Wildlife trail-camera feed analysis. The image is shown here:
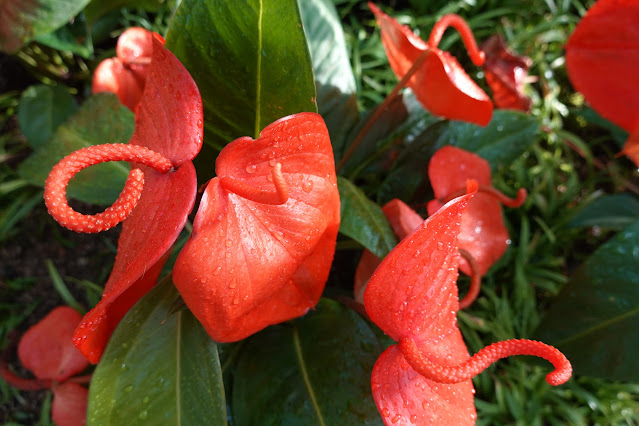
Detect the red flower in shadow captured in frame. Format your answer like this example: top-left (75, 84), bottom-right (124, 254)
top-left (1, 307), bottom-right (90, 426)
top-left (92, 27), bottom-right (165, 111)
top-left (565, 0), bottom-right (639, 166)
top-left (44, 37), bottom-right (203, 363)
top-left (173, 113), bottom-right (341, 342)
top-left (363, 182), bottom-right (571, 425)
top-left (481, 34), bottom-right (533, 112)
top-left (369, 3), bottom-right (493, 126)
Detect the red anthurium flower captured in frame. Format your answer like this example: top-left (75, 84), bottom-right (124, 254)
top-left (92, 27), bottom-right (165, 111)
top-left (173, 112), bottom-right (340, 343)
top-left (44, 36), bottom-right (203, 363)
top-left (369, 3), bottom-right (493, 126)
top-left (1, 307), bottom-right (89, 426)
top-left (427, 146), bottom-right (526, 277)
top-left (363, 182), bottom-right (571, 425)
top-left (481, 34), bottom-right (533, 112)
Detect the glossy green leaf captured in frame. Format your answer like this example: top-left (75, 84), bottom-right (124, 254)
top-left (18, 93), bottom-right (133, 205)
top-left (0, 0), bottom-right (91, 52)
top-left (569, 193), bottom-right (639, 230)
top-left (431, 110), bottom-right (540, 170)
top-left (88, 276), bottom-right (227, 425)
top-left (17, 84), bottom-right (78, 150)
top-left (165, 0), bottom-right (317, 149)
top-left (534, 219), bottom-right (639, 381)
top-left (232, 299), bottom-right (383, 426)
top-left (338, 176), bottom-right (397, 258)
top-left (299, 0), bottom-right (358, 157)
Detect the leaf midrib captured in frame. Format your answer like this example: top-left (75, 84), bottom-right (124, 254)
top-left (552, 305), bottom-right (639, 347)
top-left (293, 327), bottom-right (326, 426)
top-left (254, 0), bottom-right (263, 138)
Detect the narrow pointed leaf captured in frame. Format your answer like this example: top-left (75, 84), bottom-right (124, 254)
top-left (569, 193), bottom-right (639, 230)
top-left (534, 219), bottom-right (639, 381)
top-left (232, 299), bottom-right (383, 425)
top-left (88, 277), bottom-right (227, 425)
top-left (166, 0), bottom-right (317, 147)
top-left (338, 176), bottom-right (397, 259)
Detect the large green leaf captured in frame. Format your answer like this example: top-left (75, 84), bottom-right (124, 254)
top-left (88, 277), bottom-right (227, 425)
top-left (298, 0), bottom-right (358, 157)
top-left (569, 193), bottom-right (639, 230)
top-left (17, 84), bottom-right (78, 150)
top-left (338, 176), bottom-right (397, 258)
top-left (0, 0), bottom-right (91, 52)
top-left (232, 299), bottom-right (383, 425)
top-left (18, 93), bottom-right (133, 205)
top-left (165, 0), bottom-right (317, 149)
top-left (534, 219), bottom-right (639, 381)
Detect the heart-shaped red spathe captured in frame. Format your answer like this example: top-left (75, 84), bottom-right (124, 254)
top-left (481, 35), bottom-right (532, 112)
top-left (173, 112), bottom-right (340, 343)
top-left (566, 0), bottom-right (639, 133)
top-left (364, 185), bottom-right (477, 424)
top-left (369, 3), bottom-right (493, 126)
top-left (354, 199), bottom-right (424, 303)
top-left (73, 36), bottom-right (202, 363)
top-left (427, 146), bottom-right (508, 276)
top-left (51, 382), bottom-right (89, 426)
top-left (16, 307), bottom-right (88, 382)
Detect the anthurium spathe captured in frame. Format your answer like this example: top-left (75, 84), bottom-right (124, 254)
top-left (369, 3), bottom-right (493, 126)
top-left (481, 34), bottom-right (533, 112)
top-left (92, 27), bottom-right (163, 111)
top-left (1, 307), bottom-right (89, 426)
top-left (364, 183), bottom-right (571, 425)
top-left (427, 146), bottom-right (526, 277)
top-left (44, 36), bottom-right (203, 363)
top-left (173, 112), bottom-right (340, 343)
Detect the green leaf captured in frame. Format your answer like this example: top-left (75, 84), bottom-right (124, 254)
top-left (35, 13), bottom-right (93, 59)
top-left (534, 219), bottom-right (639, 381)
top-left (338, 176), bottom-right (397, 258)
top-left (165, 0), bottom-right (317, 149)
top-left (232, 299), bottom-right (383, 426)
top-left (431, 110), bottom-right (540, 170)
top-left (569, 194), bottom-right (639, 230)
top-left (18, 93), bottom-right (133, 205)
top-left (88, 276), bottom-right (227, 425)
top-left (17, 84), bottom-right (78, 150)
top-left (0, 0), bottom-right (91, 52)
top-left (298, 0), bottom-right (358, 157)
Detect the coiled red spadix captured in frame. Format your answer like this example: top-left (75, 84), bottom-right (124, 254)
top-left (44, 36), bottom-right (203, 363)
top-left (363, 182), bottom-right (570, 425)
top-left (369, 3), bottom-right (493, 126)
top-left (173, 112), bottom-right (340, 343)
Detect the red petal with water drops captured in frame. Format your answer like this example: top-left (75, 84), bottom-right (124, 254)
top-left (74, 37), bottom-right (202, 363)
top-left (369, 3), bottom-right (492, 126)
top-left (371, 329), bottom-right (476, 426)
top-left (481, 34), bottom-right (532, 112)
top-left (17, 307), bottom-right (88, 382)
top-left (354, 199), bottom-right (424, 303)
top-left (173, 112), bottom-right (340, 342)
top-left (51, 382), bottom-right (88, 426)
top-left (428, 146), bottom-right (508, 276)
top-left (566, 0), bottom-right (639, 132)
top-left (364, 183), bottom-right (474, 343)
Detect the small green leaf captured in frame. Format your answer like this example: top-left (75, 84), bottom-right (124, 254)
top-left (17, 84), bottom-right (78, 149)
top-left (338, 176), bottom-right (397, 258)
top-left (18, 93), bottom-right (134, 205)
top-left (0, 0), bottom-right (91, 52)
top-left (299, 0), bottom-right (359, 157)
top-left (534, 219), bottom-right (639, 381)
top-left (569, 193), bottom-right (639, 230)
top-left (166, 0), bottom-right (317, 149)
top-left (88, 276), bottom-right (227, 425)
top-left (35, 13), bottom-right (93, 59)
top-left (232, 299), bottom-right (383, 426)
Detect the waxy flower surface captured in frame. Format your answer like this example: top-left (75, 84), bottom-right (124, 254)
top-left (369, 3), bottom-right (493, 126)
top-left (363, 183), bottom-right (571, 425)
top-left (44, 37), bottom-right (203, 363)
top-left (173, 112), bottom-right (340, 343)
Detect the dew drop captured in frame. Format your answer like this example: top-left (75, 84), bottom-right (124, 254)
top-left (143, 397), bottom-right (150, 404)
top-left (225, 240), bottom-right (233, 247)
top-left (233, 296), bottom-right (240, 305)
top-left (138, 410), bottom-right (148, 420)
top-left (124, 385), bottom-right (134, 393)
top-left (381, 408), bottom-right (390, 417)
top-left (245, 163), bottom-right (257, 174)
top-left (302, 180), bottom-right (313, 193)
